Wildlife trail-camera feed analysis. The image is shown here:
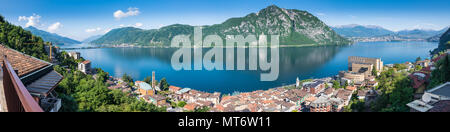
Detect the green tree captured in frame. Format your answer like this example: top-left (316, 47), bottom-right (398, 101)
top-left (332, 80), bottom-right (341, 89)
top-left (178, 101), bottom-right (187, 107)
top-left (370, 67), bottom-right (414, 112)
top-left (416, 56), bottom-right (422, 62)
top-left (193, 106), bottom-right (210, 112)
top-left (372, 65), bottom-right (378, 76)
top-left (394, 64), bottom-right (407, 70)
top-left (1, 14), bottom-right (167, 112)
top-left (344, 81), bottom-right (349, 88)
top-left (415, 65), bottom-right (423, 71)
top-left (144, 76), bottom-right (152, 84)
top-left (122, 73), bottom-right (134, 86)
top-left (159, 77), bottom-right (170, 91)
top-left (428, 54), bottom-right (450, 89)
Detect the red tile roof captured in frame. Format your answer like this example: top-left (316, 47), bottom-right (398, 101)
top-left (81, 60), bottom-right (91, 64)
top-left (169, 85), bottom-right (181, 92)
top-left (1, 44), bottom-right (63, 97)
top-left (408, 71), bottom-right (430, 89)
top-left (0, 45), bottom-right (49, 77)
top-left (221, 96), bottom-right (235, 102)
top-left (184, 103), bottom-right (198, 111)
top-left (214, 104), bottom-right (225, 112)
top-left (324, 88), bottom-right (335, 95)
top-left (432, 54), bottom-right (447, 62)
top-left (346, 86), bottom-right (357, 91)
top-left (248, 103), bottom-right (258, 112)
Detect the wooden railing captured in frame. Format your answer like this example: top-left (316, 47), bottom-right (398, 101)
top-left (2, 56), bottom-right (43, 112)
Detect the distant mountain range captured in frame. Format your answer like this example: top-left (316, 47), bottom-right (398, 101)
top-left (91, 5), bottom-right (350, 46)
top-left (397, 28), bottom-right (447, 39)
top-left (24, 26), bottom-right (81, 45)
top-left (332, 24), bottom-right (449, 42)
top-left (82, 35), bottom-right (102, 43)
top-left (332, 24), bottom-right (394, 37)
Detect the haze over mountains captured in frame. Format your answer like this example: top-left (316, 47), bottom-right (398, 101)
top-left (91, 5), bottom-right (350, 46)
top-left (332, 24), bottom-right (394, 37)
top-left (332, 24), bottom-right (449, 42)
top-left (82, 35), bottom-right (102, 43)
top-left (24, 26), bottom-right (81, 45)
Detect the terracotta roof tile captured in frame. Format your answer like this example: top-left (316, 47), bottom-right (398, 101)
top-left (184, 103), bottom-right (198, 111)
top-left (169, 85), bottom-right (181, 92)
top-left (0, 45), bottom-right (49, 77)
top-left (81, 60), bottom-right (90, 64)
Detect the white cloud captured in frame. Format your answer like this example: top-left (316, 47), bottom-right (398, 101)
top-left (134, 22), bottom-right (143, 27)
top-left (47, 22), bottom-right (62, 33)
top-left (113, 7), bottom-right (140, 20)
top-left (85, 27), bottom-right (102, 33)
top-left (104, 28), bottom-right (112, 33)
top-left (18, 14), bottom-right (42, 27)
top-left (118, 23), bottom-right (143, 28)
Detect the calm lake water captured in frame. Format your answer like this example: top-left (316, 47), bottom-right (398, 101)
top-left (61, 41), bottom-right (437, 94)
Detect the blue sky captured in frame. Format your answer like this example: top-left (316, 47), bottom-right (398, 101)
top-left (1, 0), bottom-right (449, 41)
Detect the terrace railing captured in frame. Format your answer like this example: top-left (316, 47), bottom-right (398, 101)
top-left (2, 56), bottom-right (43, 112)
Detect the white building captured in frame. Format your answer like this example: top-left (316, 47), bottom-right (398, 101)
top-left (68, 51), bottom-right (80, 60)
top-left (78, 60), bottom-right (91, 74)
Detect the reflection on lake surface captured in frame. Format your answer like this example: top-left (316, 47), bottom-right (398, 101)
top-left (62, 41), bottom-right (437, 94)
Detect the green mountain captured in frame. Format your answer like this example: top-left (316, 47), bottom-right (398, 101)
top-left (0, 15), bottom-right (48, 60)
top-left (24, 26), bottom-right (81, 45)
top-left (332, 24), bottom-right (394, 37)
top-left (435, 28), bottom-right (450, 52)
top-left (431, 28), bottom-right (450, 54)
top-left (92, 5), bottom-right (350, 46)
top-left (426, 27), bottom-right (450, 42)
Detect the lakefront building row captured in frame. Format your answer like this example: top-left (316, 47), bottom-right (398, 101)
top-left (117, 56), bottom-right (389, 112)
top-left (130, 54), bottom-right (448, 112)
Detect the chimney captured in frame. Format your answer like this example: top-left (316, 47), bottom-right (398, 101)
top-left (152, 71), bottom-right (155, 88)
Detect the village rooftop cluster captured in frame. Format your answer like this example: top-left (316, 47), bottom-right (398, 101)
top-left (65, 49), bottom-right (450, 112)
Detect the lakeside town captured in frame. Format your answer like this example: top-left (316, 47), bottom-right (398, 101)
top-left (63, 48), bottom-right (450, 112)
top-left (1, 27), bottom-right (448, 112)
top-left (1, 1), bottom-right (449, 113)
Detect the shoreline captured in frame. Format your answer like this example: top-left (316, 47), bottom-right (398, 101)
top-left (61, 40), bottom-right (438, 50)
top-left (61, 43), bottom-right (351, 49)
top-left (63, 40), bottom-right (435, 95)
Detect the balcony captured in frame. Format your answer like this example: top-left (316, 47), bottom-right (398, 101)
top-left (1, 56), bottom-right (43, 112)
